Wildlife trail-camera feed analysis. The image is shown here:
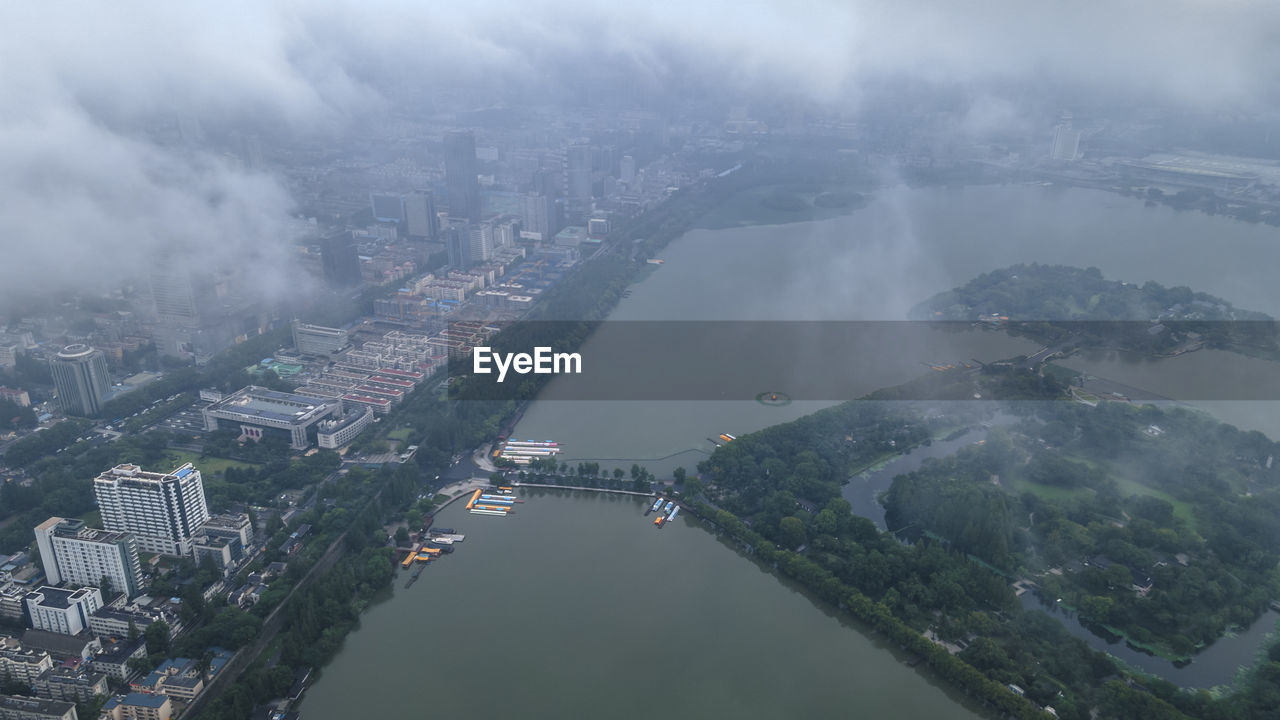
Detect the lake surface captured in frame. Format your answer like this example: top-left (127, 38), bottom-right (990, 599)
top-left (516, 183), bottom-right (1280, 472)
top-left (308, 184), bottom-right (1280, 716)
top-left (301, 492), bottom-right (985, 720)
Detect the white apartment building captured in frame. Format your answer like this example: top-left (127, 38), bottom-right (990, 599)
top-left (93, 463), bottom-right (210, 557)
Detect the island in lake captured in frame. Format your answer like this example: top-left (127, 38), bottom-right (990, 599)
top-left (910, 263), bottom-right (1278, 358)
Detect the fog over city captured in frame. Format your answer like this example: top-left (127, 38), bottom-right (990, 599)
top-left (2, 0), bottom-right (1278, 309)
top-left (9, 4), bottom-right (1280, 720)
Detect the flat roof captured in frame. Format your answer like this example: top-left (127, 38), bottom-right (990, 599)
top-left (207, 386), bottom-right (337, 424)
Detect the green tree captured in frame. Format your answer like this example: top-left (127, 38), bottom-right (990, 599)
top-left (779, 516), bottom-right (807, 549)
top-left (144, 620), bottom-right (170, 655)
top-left (394, 527), bottom-right (410, 545)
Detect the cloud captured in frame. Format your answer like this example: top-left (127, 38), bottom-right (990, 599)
top-left (1, 0), bottom-right (1277, 310)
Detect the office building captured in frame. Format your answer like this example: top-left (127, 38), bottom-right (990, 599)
top-left (405, 191), bottom-right (439, 240)
top-left (24, 587), bottom-right (103, 636)
top-left (291, 321), bottom-right (349, 358)
top-left (620, 155), bottom-right (636, 185)
top-left (93, 464), bottom-right (210, 557)
top-left (444, 130), bottom-right (482, 222)
top-left (320, 232), bottom-right (362, 287)
top-left (316, 407), bottom-right (374, 449)
top-left (369, 193), bottom-right (406, 223)
top-left (202, 386), bottom-right (342, 450)
top-left (0, 695), bottom-right (77, 720)
top-left (48, 345), bottom-right (110, 417)
top-left (445, 225), bottom-right (470, 270)
top-left (566, 143), bottom-right (593, 205)
top-left (33, 518), bottom-right (143, 599)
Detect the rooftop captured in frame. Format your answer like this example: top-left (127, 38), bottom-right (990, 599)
top-left (206, 386), bottom-right (339, 424)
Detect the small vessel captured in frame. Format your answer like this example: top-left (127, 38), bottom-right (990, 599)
top-left (654, 514), bottom-right (665, 527)
top-left (470, 508), bottom-right (509, 516)
top-left (429, 528), bottom-right (456, 535)
top-left (662, 501), bottom-right (674, 514)
top-left (667, 506), bottom-right (680, 523)
top-left (650, 497), bottom-right (664, 512)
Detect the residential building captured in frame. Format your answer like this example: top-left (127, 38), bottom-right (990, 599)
top-left (24, 587), bottom-right (103, 636)
top-left (48, 345), bottom-right (110, 417)
top-left (17, 630), bottom-right (97, 664)
top-left (190, 514), bottom-right (253, 572)
top-left (87, 639), bottom-right (146, 683)
top-left (0, 387), bottom-right (30, 407)
top-left (86, 602), bottom-right (180, 641)
top-left (0, 695), bottom-right (77, 720)
top-left (0, 583), bottom-right (26, 622)
top-left (468, 223), bottom-right (494, 264)
top-left (0, 342), bottom-right (19, 370)
top-left (93, 464), bottom-right (210, 557)
top-left (0, 636), bottom-right (54, 686)
top-left (100, 693), bottom-right (170, 720)
top-left (32, 666), bottom-right (108, 703)
top-left (33, 518), bottom-right (143, 599)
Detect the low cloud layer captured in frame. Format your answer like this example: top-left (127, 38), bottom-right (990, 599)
top-left (1, 1), bottom-right (1276, 309)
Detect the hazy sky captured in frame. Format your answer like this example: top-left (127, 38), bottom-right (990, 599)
top-left (1, 1), bottom-right (1277, 308)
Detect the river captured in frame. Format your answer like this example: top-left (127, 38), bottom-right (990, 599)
top-left (300, 491), bottom-right (985, 720)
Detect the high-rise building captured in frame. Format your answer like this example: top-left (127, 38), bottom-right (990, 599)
top-left (444, 130), bottom-right (481, 222)
top-left (48, 345), bottom-right (110, 416)
top-left (93, 463), bottom-right (210, 557)
top-left (566, 143), bottom-right (593, 206)
top-left (24, 587), bottom-right (103, 636)
top-left (291, 321), bottom-right (349, 358)
top-left (320, 232), bottom-right (362, 287)
top-left (1050, 114), bottom-right (1081, 162)
top-left (494, 219), bottom-right (519, 249)
top-left (369, 193), bottom-right (406, 223)
top-left (445, 225), bottom-right (470, 270)
top-left (404, 191), bottom-right (439, 240)
top-left (620, 155), bottom-right (636, 186)
top-left (468, 223), bottom-right (494, 264)
top-left (521, 193), bottom-right (553, 241)
top-left (33, 518), bottom-right (143, 599)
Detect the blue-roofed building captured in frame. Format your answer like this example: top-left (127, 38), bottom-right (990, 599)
top-left (102, 691), bottom-right (172, 720)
